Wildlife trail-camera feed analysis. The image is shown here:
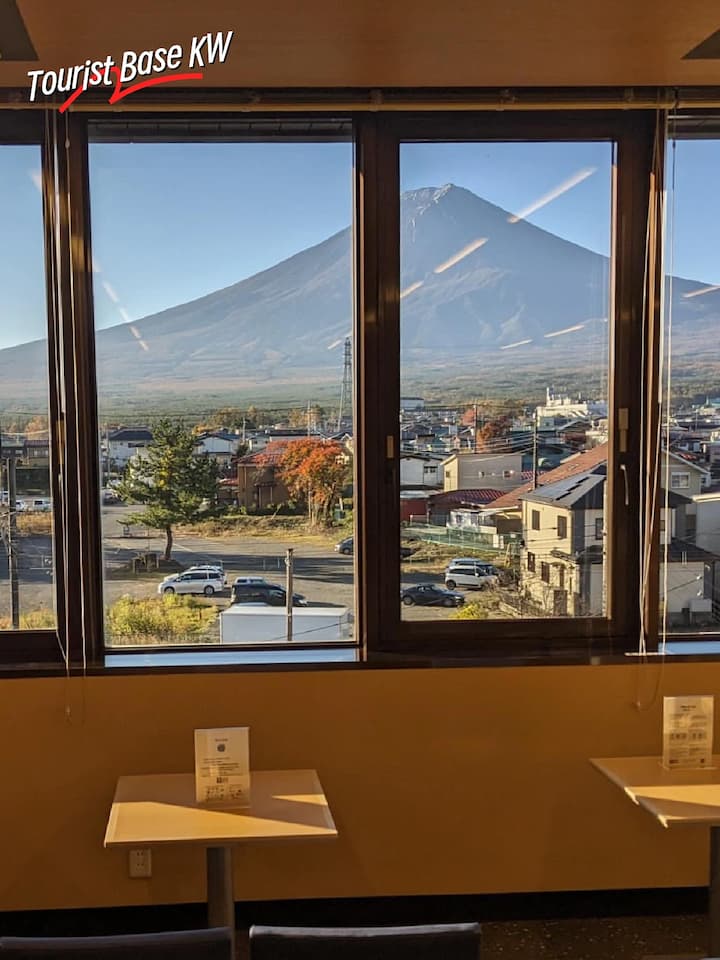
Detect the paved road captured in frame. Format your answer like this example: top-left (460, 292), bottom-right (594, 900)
top-left (0, 503), bottom-right (459, 625)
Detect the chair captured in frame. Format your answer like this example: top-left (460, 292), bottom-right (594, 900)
top-left (0, 926), bottom-right (233, 960)
top-left (249, 922), bottom-right (481, 959)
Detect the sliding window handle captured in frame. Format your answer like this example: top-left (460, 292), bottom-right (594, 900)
top-left (619, 462), bottom-right (630, 507)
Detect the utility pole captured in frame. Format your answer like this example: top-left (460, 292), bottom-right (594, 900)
top-left (532, 408), bottom-right (539, 490)
top-left (285, 547), bottom-right (294, 643)
top-left (7, 454), bottom-right (19, 629)
top-left (474, 402), bottom-right (479, 453)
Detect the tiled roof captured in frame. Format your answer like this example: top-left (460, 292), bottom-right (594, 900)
top-left (237, 438), bottom-right (304, 466)
top-left (488, 443), bottom-right (608, 510)
top-left (429, 488), bottom-right (505, 506)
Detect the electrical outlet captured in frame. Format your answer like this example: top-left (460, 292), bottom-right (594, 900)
top-left (128, 848), bottom-right (152, 878)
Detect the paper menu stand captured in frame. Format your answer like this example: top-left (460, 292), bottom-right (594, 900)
top-left (662, 696), bottom-right (714, 770)
top-left (194, 727), bottom-right (251, 807)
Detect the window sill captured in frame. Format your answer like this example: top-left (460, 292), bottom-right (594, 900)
top-left (2, 638), bottom-right (720, 677)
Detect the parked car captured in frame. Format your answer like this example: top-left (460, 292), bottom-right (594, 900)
top-left (444, 559), bottom-right (499, 590)
top-left (334, 536), bottom-right (354, 555)
top-left (15, 497), bottom-right (52, 512)
top-left (184, 563), bottom-right (227, 585)
top-left (158, 570), bottom-right (225, 596)
top-left (400, 583), bottom-right (464, 607)
top-left (231, 578), bottom-right (307, 607)
top-left (335, 535), bottom-right (415, 560)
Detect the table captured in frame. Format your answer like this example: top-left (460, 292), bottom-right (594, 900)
top-left (105, 768), bottom-right (337, 951)
top-left (592, 755), bottom-right (720, 954)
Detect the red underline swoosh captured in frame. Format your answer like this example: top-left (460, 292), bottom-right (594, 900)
top-left (58, 69), bottom-right (204, 113)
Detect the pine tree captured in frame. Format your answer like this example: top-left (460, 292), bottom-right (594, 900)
top-left (116, 419), bottom-right (218, 561)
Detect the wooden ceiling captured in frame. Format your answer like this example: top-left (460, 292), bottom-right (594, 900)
top-left (1, 0), bottom-right (719, 90)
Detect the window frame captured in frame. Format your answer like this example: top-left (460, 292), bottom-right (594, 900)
top-left (0, 112), bottom-right (67, 664)
top-left (371, 111), bottom-right (653, 656)
top-left (0, 106), bottom-right (665, 668)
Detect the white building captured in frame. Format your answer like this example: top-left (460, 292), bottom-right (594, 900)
top-left (400, 453), bottom-right (443, 488)
top-left (442, 451), bottom-right (524, 493)
top-left (194, 430), bottom-right (243, 467)
top-left (107, 428), bottom-right (153, 468)
top-left (535, 388), bottom-right (607, 430)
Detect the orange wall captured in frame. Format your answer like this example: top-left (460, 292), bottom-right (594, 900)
top-left (0, 661), bottom-right (715, 911)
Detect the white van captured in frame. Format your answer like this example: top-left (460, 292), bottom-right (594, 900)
top-left (444, 558), bottom-right (499, 590)
top-left (157, 570), bottom-right (224, 597)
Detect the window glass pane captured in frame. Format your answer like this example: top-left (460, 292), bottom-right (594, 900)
top-left (659, 132), bottom-right (720, 640)
top-left (0, 145), bottom-right (56, 630)
top-left (399, 141), bottom-right (613, 622)
top-left (89, 138), bottom-right (354, 647)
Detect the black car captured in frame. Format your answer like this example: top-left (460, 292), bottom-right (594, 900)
top-left (400, 584), bottom-right (464, 607)
top-left (335, 535), bottom-right (415, 560)
top-left (231, 580), bottom-right (307, 607)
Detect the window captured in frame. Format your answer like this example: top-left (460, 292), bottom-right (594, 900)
top-left (0, 105), bottom-right (680, 666)
top-left (0, 136), bottom-right (57, 635)
top-left (657, 119), bottom-right (720, 642)
top-left (88, 121), bottom-right (354, 650)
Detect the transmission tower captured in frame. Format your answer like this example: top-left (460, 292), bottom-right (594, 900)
top-left (337, 337), bottom-right (352, 432)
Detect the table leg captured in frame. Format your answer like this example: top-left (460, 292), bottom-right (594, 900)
top-left (207, 846), bottom-right (235, 953)
top-left (710, 826), bottom-right (720, 955)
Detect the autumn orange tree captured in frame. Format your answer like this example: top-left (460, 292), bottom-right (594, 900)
top-left (276, 438), bottom-right (350, 526)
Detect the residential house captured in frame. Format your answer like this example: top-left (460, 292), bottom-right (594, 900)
top-left (400, 453), bottom-right (444, 488)
top-left (488, 443), bottom-right (609, 513)
top-left (441, 451), bottom-right (524, 493)
top-left (519, 471), bottom-right (606, 617)
top-left (658, 512), bottom-right (719, 627)
top-left (661, 450), bottom-right (709, 496)
top-left (0, 434), bottom-right (50, 468)
top-left (235, 440), bottom-right (297, 510)
top-left (428, 488), bottom-right (505, 526)
top-left (106, 428), bottom-right (153, 468)
top-left (194, 430), bottom-right (243, 469)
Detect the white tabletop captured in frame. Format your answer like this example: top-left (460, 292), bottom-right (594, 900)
top-left (105, 768), bottom-right (337, 847)
top-left (591, 756), bottom-right (720, 828)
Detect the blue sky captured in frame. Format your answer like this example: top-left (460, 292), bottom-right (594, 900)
top-left (1, 137), bottom-right (719, 351)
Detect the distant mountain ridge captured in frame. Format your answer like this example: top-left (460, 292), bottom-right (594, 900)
top-left (1, 184), bottom-right (718, 399)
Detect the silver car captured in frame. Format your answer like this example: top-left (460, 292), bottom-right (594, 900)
top-left (444, 559), bottom-right (499, 590)
top-left (158, 570), bottom-right (225, 596)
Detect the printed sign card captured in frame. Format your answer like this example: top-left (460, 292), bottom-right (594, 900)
top-left (194, 726), bottom-right (250, 807)
top-left (662, 696), bottom-right (714, 770)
